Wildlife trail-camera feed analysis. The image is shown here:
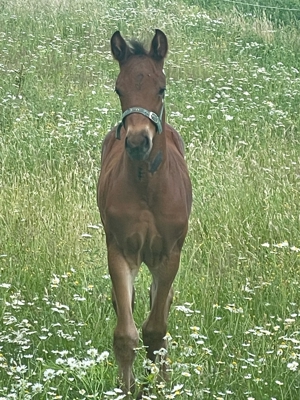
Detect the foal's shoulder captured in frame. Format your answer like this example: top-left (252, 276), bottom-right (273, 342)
top-left (165, 123), bottom-right (185, 157)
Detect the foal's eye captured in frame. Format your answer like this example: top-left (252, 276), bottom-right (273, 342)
top-left (159, 88), bottom-right (166, 97)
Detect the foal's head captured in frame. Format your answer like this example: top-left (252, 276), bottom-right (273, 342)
top-left (111, 30), bottom-right (168, 161)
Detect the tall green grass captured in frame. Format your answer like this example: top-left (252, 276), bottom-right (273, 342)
top-left (0, 0), bottom-right (300, 398)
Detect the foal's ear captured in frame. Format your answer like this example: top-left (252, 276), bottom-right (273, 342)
top-left (111, 31), bottom-right (128, 64)
top-left (149, 29), bottom-right (168, 62)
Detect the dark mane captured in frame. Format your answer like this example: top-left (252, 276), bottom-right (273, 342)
top-left (128, 39), bottom-right (148, 56)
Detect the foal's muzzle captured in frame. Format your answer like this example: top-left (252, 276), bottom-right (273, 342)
top-left (125, 132), bottom-right (151, 161)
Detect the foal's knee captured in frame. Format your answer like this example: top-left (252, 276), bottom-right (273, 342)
top-left (114, 328), bottom-right (139, 354)
top-left (142, 323), bottom-right (167, 358)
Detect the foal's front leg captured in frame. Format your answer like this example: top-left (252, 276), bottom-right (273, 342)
top-left (108, 244), bottom-right (139, 395)
top-left (142, 251), bottom-right (180, 377)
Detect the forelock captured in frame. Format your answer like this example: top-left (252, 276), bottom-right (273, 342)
top-left (128, 40), bottom-right (148, 56)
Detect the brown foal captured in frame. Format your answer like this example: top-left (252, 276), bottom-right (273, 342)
top-left (97, 29), bottom-right (192, 397)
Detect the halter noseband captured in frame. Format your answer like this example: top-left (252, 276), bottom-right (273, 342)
top-left (115, 102), bottom-right (164, 140)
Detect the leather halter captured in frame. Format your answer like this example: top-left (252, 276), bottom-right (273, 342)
top-left (115, 102), bottom-right (164, 140)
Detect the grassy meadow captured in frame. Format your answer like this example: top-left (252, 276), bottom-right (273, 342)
top-left (1, 0), bottom-right (300, 398)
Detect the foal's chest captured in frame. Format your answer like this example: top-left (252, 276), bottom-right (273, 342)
top-left (106, 202), bottom-right (178, 266)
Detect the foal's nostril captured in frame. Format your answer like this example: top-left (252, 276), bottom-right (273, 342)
top-left (125, 133), bottom-right (150, 150)
top-left (143, 135), bottom-right (149, 149)
top-left (125, 132), bottom-right (152, 160)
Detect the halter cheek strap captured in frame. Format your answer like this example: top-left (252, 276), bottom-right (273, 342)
top-left (115, 102), bottom-right (164, 140)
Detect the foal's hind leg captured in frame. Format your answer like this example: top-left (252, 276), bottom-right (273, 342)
top-left (108, 245), bottom-right (139, 395)
top-left (142, 251), bottom-right (180, 377)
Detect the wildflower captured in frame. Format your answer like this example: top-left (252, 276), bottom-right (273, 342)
top-left (73, 294), bottom-right (86, 301)
top-left (32, 383), bottom-right (43, 393)
top-left (203, 347), bottom-right (213, 355)
top-left (150, 364), bottom-right (159, 374)
top-left (67, 357), bottom-right (79, 369)
top-left (194, 365), bottom-right (202, 375)
top-left (190, 333), bottom-right (199, 339)
top-left (51, 303), bottom-right (69, 313)
top-left (224, 304), bottom-right (243, 313)
top-left (0, 283), bottom-right (11, 288)
top-left (43, 368), bottom-right (56, 381)
top-left (290, 246), bottom-right (300, 252)
top-left (153, 348), bottom-right (167, 357)
top-left (16, 365), bottom-right (27, 374)
top-left (163, 332), bottom-right (172, 341)
top-left (181, 346), bottom-right (195, 357)
top-left (82, 359), bottom-right (96, 368)
top-left (172, 384), bottom-right (184, 392)
top-left (56, 369), bottom-right (64, 376)
top-left (275, 380), bottom-right (283, 385)
top-left (97, 351), bottom-right (109, 362)
top-left (87, 224), bottom-right (100, 230)
top-left (157, 382), bottom-right (166, 389)
top-left (87, 348), bottom-right (98, 357)
top-left (274, 241), bottom-right (288, 248)
top-left (190, 326), bottom-right (200, 332)
top-left (287, 361), bottom-right (299, 371)
top-left (284, 318), bottom-right (295, 325)
top-left (81, 233), bottom-right (92, 238)
top-left (175, 304), bottom-right (194, 315)
top-left (51, 275), bottom-right (60, 287)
